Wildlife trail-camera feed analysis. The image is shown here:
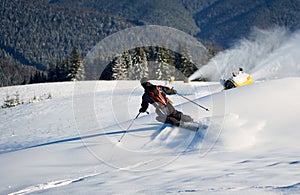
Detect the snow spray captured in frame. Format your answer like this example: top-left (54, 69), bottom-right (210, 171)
top-left (189, 27), bottom-right (300, 81)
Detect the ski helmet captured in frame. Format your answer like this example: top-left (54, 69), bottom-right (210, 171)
top-left (140, 77), bottom-right (149, 84)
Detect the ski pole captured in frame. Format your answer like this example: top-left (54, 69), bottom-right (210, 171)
top-left (118, 112), bottom-right (141, 143)
top-left (176, 93), bottom-right (209, 111)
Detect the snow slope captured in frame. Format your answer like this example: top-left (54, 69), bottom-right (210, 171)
top-left (1, 77), bottom-right (300, 194)
top-left (1, 27), bottom-right (300, 194)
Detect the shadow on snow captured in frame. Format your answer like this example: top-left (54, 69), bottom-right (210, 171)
top-left (1, 124), bottom-right (162, 154)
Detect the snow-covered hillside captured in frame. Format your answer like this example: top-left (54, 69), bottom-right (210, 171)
top-left (1, 77), bottom-right (300, 194)
top-left (1, 28), bottom-right (300, 194)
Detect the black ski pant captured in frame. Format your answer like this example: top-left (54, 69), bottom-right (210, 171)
top-left (156, 110), bottom-right (193, 126)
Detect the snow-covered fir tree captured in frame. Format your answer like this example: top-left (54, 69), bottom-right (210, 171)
top-left (75, 58), bottom-right (85, 81)
top-left (47, 47), bottom-right (85, 82)
top-left (134, 47), bottom-right (149, 79)
top-left (68, 47), bottom-right (80, 80)
top-left (123, 49), bottom-right (134, 79)
top-left (178, 43), bottom-right (195, 78)
top-left (112, 55), bottom-right (127, 80)
top-left (155, 46), bottom-right (173, 80)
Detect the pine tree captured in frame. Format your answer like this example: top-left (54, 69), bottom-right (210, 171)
top-left (55, 59), bottom-right (61, 81)
top-left (149, 45), bottom-right (157, 62)
top-left (155, 46), bottom-right (173, 80)
top-left (75, 58), bottom-right (85, 81)
top-left (162, 46), bottom-right (175, 79)
top-left (48, 61), bottom-right (57, 82)
top-left (21, 76), bottom-right (27, 85)
top-left (29, 70), bottom-right (46, 84)
top-left (46, 48), bottom-right (84, 82)
top-left (60, 58), bottom-right (69, 81)
top-left (112, 55), bottom-right (127, 80)
top-left (123, 49), bottom-right (133, 79)
top-left (68, 47), bottom-right (80, 80)
top-left (134, 47), bottom-right (149, 80)
top-left (155, 47), bottom-right (163, 80)
top-left (179, 43), bottom-right (195, 78)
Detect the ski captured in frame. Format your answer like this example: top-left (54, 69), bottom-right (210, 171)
top-left (179, 121), bottom-right (201, 131)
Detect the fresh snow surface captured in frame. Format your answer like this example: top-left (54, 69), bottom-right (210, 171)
top-left (1, 29), bottom-right (300, 194)
top-left (1, 78), bottom-right (300, 195)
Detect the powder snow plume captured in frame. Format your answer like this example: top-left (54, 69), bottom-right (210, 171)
top-left (189, 27), bottom-right (300, 81)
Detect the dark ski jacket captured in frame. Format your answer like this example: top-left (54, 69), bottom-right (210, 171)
top-left (140, 82), bottom-right (177, 116)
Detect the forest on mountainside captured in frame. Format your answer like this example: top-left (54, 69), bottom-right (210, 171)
top-left (0, 0), bottom-right (134, 86)
top-left (1, 0), bottom-right (299, 86)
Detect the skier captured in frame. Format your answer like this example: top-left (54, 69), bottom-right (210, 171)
top-left (138, 77), bottom-right (193, 126)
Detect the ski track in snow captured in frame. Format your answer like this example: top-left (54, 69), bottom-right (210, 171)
top-left (0, 124), bottom-right (160, 155)
top-left (9, 172), bottom-right (105, 195)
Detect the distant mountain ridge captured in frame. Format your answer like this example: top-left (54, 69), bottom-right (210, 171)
top-left (53, 0), bottom-right (300, 46)
top-left (1, 0), bottom-right (299, 86)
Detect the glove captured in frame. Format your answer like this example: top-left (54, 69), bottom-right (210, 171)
top-left (139, 108), bottom-right (146, 113)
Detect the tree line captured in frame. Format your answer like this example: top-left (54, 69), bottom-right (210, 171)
top-left (0, 0), bottom-right (134, 87)
top-left (24, 47), bottom-right (85, 84)
top-left (47, 47), bottom-right (85, 82)
top-left (100, 45), bottom-right (200, 81)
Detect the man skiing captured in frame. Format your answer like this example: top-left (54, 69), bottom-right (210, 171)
top-left (139, 77), bottom-right (193, 126)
